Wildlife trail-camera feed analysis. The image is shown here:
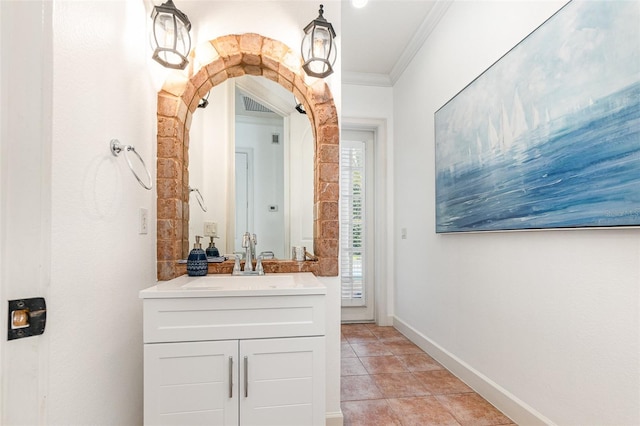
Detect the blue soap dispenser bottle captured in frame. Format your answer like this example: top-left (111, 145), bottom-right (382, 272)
top-left (206, 236), bottom-right (220, 257)
top-left (187, 235), bottom-right (208, 276)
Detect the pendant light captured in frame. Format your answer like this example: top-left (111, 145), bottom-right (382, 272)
top-left (150, 0), bottom-right (192, 70)
top-left (301, 4), bottom-right (337, 78)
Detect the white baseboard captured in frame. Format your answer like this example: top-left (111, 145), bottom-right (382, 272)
top-left (377, 315), bottom-right (394, 326)
top-left (393, 317), bottom-right (555, 426)
top-left (325, 411), bottom-right (344, 426)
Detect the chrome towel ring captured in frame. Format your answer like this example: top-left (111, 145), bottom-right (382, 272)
top-left (110, 139), bottom-right (153, 190)
top-left (189, 186), bottom-right (207, 212)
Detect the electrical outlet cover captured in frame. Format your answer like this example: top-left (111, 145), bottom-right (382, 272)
top-left (139, 208), bottom-right (148, 234)
top-left (204, 221), bottom-right (217, 237)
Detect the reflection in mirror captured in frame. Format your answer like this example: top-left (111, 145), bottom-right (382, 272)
top-left (234, 84), bottom-right (285, 257)
top-left (188, 75), bottom-right (314, 260)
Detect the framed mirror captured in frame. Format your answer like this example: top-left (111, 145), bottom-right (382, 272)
top-left (156, 34), bottom-right (339, 280)
top-left (188, 75), bottom-right (314, 260)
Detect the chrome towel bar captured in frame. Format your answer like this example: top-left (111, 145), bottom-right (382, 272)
top-left (189, 186), bottom-right (207, 212)
top-left (110, 139), bottom-right (152, 190)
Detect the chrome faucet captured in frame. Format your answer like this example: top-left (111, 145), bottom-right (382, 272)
top-left (233, 232), bottom-right (264, 275)
top-left (243, 232), bottom-right (255, 272)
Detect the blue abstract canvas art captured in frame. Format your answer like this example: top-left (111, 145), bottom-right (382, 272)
top-left (435, 0), bottom-right (640, 233)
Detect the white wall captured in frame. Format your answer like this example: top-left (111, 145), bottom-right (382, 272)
top-left (47, 0), bottom-right (156, 423)
top-left (288, 112), bottom-right (315, 252)
top-left (343, 84), bottom-right (393, 121)
top-left (393, 2), bottom-right (639, 425)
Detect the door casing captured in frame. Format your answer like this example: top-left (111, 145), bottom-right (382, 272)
top-left (341, 119), bottom-right (392, 326)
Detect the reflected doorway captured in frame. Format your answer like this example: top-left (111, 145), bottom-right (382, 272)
top-left (234, 148), bottom-right (253, 253)
top-left (234, 83), bottom-right (286, 258)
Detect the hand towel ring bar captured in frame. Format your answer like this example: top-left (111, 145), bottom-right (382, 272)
top-left (110, 139), bottom-right (153, 190)
top-left (189, 186), bottom-right (207, 212)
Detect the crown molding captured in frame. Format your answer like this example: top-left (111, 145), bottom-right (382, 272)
top-left (389, 0), bottom-right (453, 85)
top-left (342, 71), bottom-right (392, 87)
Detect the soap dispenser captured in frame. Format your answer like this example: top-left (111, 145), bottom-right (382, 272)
top-left (206, 236), bottom-right (220, 257)
top-left (187, 235), bottom-right (208, 276)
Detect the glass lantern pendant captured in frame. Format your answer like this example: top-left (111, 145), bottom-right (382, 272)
top-left (301, 4), bottom-right (337, 78)
top-left (151, 0), bottom-right (192, 70)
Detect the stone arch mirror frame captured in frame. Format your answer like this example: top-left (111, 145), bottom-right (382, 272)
top-left (156, 34), bottom-right (339, 281)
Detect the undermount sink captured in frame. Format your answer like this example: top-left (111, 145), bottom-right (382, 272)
top-left (182, 273), bottom-right (296, 290)
top-left (140, 272), bottom-right (326, 298)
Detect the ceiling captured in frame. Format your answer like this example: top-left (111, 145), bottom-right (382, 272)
top-left (341, 0), bottom-right (451, 86)
top-left (168, 0), bottom-right (452, 88)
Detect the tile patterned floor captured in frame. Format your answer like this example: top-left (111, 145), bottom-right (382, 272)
top-left (341, 324), bottom-right (516, 426)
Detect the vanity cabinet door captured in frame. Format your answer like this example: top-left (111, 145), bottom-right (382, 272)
top-left (144, 340), bottom-right (239, 426)
top-left (239, 336), bottom-right (325, 426)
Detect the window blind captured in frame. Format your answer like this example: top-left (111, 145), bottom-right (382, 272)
top-left (340, 140), bottom-right (366, 307)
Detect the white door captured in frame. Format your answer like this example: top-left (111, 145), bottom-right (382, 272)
top-left (234, 149), bottom-right (253, 253)
top-left (340, 130), bottom-right (375, 322)
top-left (144, 340), bottom-right (239, 426)
top-left (239, 337), bottom-right (325, 426)
top-left (1, 0), bottom-right (51, 423)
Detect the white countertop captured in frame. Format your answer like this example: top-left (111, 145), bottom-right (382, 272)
top-left (140, 272), bottom-right (327, 298)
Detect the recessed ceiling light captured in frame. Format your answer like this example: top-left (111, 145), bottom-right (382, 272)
top-left (352, 0), bottom-right (368, 8)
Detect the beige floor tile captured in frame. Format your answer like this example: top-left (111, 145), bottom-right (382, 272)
top-left (370, 372), bottom-right (430, 398)
top-left (345, 334), bottom-right (379, 343)
top-left (366, 325), bottom-right (407, 341)
top-left (339, 324), bottom-right (513, 426)
top-left (396, 352), bottom-right (444, 372)
top-left (387, 396), bottom-right (462, 426)
top-left (436, 393), bottom-right (513, 426)
top-left (359, 355), bottom-right (409, 374)
top-left (341, 374), bottom-right (384, 401)
top-left (341, 324), bottom-right (371, 333)
top-left (384, 339), bottom-right (425, 355)
top-left (341, 399), bottom-right (402, 426)
top-left (351, 341), bottom-right (394, 357)
top-left (414, 370), bottom-right (474, 395)
top-left (341, 357), bottom-right (368, 376)
top-left (342, 324), bottom-right (378, 342)
top-left (341, 343), bottom-right (357, 358)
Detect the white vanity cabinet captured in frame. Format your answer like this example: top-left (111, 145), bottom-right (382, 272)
top-left (144, 337), bottom-right (325, 425)
top-left (144, 340), bottom-right (238, 425)
top-left (140, 273), bottom-right (326, 426)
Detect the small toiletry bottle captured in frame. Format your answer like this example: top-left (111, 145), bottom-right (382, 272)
top-left (206, 236), bottom-right (220, 257)
top-left (233, 254), bottom-right (242, 275)
top-left (187, 235), bottom-right (208, 276)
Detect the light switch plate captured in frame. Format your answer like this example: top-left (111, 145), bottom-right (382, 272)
top-left (204, 221), bottom-right (217, 237)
